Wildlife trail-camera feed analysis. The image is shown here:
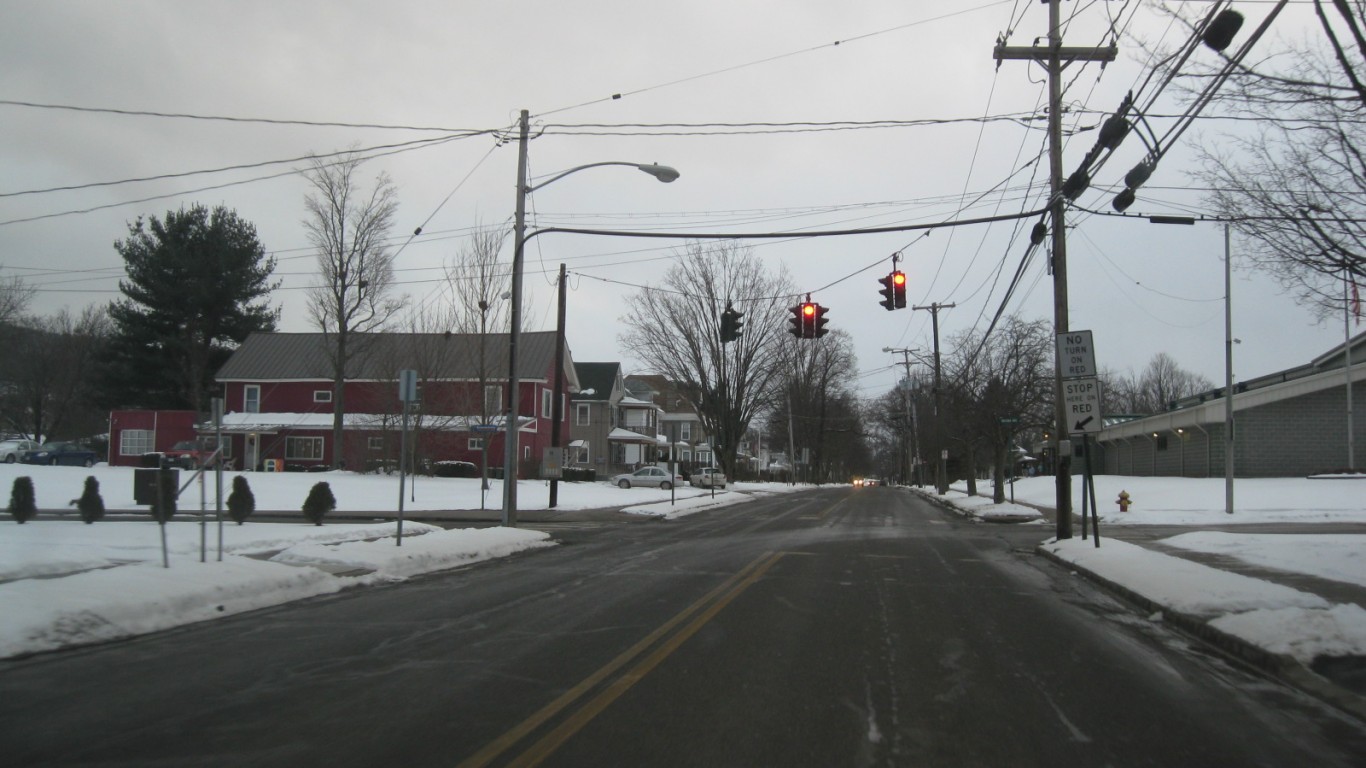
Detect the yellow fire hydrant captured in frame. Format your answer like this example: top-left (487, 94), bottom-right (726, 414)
top-left (1117, 490), bottom-right (1132, 512)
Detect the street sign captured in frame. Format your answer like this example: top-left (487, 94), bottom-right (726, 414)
top-left (1056, 330), bottom-right (1096, 378)
top-left (471, 423), bottom-right (500, 433)
top-left (398, 369), bottom-right (419, 403)
top-left (541, 447), bottom-right (564, 479)
top-left (1063, 376), bottom-right (1103, 434)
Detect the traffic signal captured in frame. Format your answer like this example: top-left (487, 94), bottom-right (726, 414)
top-left (788, 304), bottom-right (805, 338)
top-left (719, 305), bottom-right (744, 343)
top-left (801, 302), bottom-right (817, 338)
top-left (812, 303), bottom-right (829, 337)
top-left (892, 270), bottom-right (907, 309)
top-left (877, 274), bottom-right (896, 311)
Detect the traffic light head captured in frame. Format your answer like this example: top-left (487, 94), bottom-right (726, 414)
top-left (877, 274), bottom-right (895, 311)
top-left (813, 304), bottom-right (829, 337)
top-left (892, 270), bottom-right (907, 309)
top-left (720, 307), bottom-right (744, 343)
top-left (788, 304), bottom-right (805, 338)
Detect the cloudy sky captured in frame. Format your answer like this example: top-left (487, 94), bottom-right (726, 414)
top-left (1, 1), bottom-right (1352, 402)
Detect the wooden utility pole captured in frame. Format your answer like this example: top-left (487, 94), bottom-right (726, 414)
top-left (994, 1), bottom-right (1115, 539)
top-left (912, 302), bottom-right (955, 494)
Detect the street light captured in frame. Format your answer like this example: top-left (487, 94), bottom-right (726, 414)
top-left (503, 109), bottom-right (679, 526)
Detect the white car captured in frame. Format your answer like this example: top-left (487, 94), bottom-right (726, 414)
top-left (610, 466), bottom-right (683, 490)
top-left (690, 467), bottom-right (727, 489)
top-left (0, 439), bottom-right (40, 463)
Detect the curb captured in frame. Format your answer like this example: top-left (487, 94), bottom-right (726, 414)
top-left (1035, 544), bottom-right (1366, 723)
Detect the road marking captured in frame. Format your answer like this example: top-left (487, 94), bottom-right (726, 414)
top-left (457, 551), bottom-right (785, 768)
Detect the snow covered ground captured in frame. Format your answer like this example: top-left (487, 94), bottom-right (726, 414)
top-left (0, 464), bottom-right (799, 658)
top-left (921, 475), bottom-right (1366, 668)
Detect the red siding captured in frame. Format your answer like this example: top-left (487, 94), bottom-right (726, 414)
top-left (107, 410), bottom-right (198, 467)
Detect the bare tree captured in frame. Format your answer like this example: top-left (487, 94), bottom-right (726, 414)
top-left (303, 151), bottom-right (405, 468)
top-left (0, 273), bottom-right (34, 327)
top-left (1169, 1), bottom-right (1366, 314)
top-left (619, 241), bottom-right (794, 476)
top-left (0, 307), bottom-right (110, 440)
top-left (943, 315), bottom-right (1054, 502)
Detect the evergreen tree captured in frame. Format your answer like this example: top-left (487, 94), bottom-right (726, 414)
top-left (76, 475), bottom-right (105, 524)
top-left (302, 481), bottom-right (336, 526)
top-left (8, 476), bottom-right (37, 524)
top-left (100, 204), bottom-right (280, 412)
top-left (227, 475), bottom-right (256, 525)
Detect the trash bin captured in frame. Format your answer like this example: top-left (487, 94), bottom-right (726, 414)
top-left (133, 468), bottom-right (180, 505)
top-left (140, 452), bottom-right (164, 468)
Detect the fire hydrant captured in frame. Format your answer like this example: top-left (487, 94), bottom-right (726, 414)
top-left (1117, 490), bottom-right (1132, 512)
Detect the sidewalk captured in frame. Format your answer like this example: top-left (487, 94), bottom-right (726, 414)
top-left (910, 485), bottom-right (1366, 722)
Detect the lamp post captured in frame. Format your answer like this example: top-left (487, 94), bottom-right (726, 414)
top-left (503, 108), bottom-right (678, 526)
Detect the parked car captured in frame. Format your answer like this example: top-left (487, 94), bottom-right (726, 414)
top-left (164, 440), bottom-right (208, 469)
top-left (21, 441), bottom-right (99, 467)
top-left (0, 439), bottom-right (40, 463)
top-left (610, 466), bottom-right (683, 490)
top-left (690, 467), bottom-right (727, 489)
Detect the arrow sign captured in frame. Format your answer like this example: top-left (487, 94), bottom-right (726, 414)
top-left (1062, 377), bottom-right (1103, 434)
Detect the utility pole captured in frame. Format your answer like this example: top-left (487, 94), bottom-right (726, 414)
top-left (549, 263), bottom-right (567, 508)
top-left (912, 302), bottom-right (955, 494)
top-left (884, 347), bottom-right (920, 487)
top-left (995, 1), bottom-right (1115, 539)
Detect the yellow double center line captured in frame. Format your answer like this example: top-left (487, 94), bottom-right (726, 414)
top-left (458, 551), bottom-right (786, 768)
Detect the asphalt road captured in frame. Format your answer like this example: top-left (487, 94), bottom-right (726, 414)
top-left (4, 486), bottom-right (1364, 767)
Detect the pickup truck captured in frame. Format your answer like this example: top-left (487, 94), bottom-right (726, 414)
top-left (689, 467), bottom-right (727, 489)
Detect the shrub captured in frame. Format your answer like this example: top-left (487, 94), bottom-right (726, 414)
top-left (227, 475), bottom-right (256, 525)
top-left (433, 460), bottom-right (479, 478)
top-left (302, 481), bottom-right (336, 526)
top-left (77, 476), bottom-right (105, 524)
top-left (561, 467), bottom-right (597, 482)
top-left (8, 476), bottom-right (37, 524)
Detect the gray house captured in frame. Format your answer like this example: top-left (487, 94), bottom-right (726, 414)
top-left (1097, 331), bottom-right (1365, 478)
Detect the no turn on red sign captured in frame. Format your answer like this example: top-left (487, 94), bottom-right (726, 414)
top-left (1063, 377), bottom-right (1103, 434)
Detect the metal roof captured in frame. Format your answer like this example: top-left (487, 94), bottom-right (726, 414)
top-left (216, 331), bottom-right (575, 387)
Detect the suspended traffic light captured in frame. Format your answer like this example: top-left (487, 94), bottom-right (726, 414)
top-left (892, 271), bottom-right (907, 309)
top-left (788, 304), bottom-right (805, 338)
top-left (801, 302), bottom-right (817, 338)
top-left (719, 304), bottom-right (744, 343)
top-left (1202, 9), bottom-right (1244, 52)
top-left (877, 274), bottom-right (896, 311)
top-left (812, 304), bottom-right (830, 337)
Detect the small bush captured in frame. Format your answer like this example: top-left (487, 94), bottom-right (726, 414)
top-left (433, 460), bottom-right (479, 478)
top-left (9, 476), bottom-right (37, 524)
top-left (227, 475), bottom-right (256, 525)
top-left (77, 476), bottom-right (105, 524)
top-left (302, 481), bottom-right (336, 526)
top-left (561, 467), bottom-right (597, 482)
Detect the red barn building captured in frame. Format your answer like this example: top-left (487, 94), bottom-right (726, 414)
top-left (211, 331), bottom-right (577, 475)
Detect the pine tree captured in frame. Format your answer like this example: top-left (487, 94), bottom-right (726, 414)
top-left (302, 481), bottom-right (336, 526)
top-left (227, 475), bottom-right (255, 525)
top-left (99, 204), bottom-right (280, 412)
top-left (8, 476), bottom-right (37, 524)
top-left (77, 476), bottom-right (104, 524)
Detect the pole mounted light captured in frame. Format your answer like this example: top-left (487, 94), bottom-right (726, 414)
top-left (503, 109), bottom-right (678, 527)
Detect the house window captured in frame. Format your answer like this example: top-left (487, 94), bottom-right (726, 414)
top-left (202, 436), bottom-right (231, 459)
top-left (120, 429), bottom-right (154, 456)
top-left (314, 390), bottom-right (332, 403)
top-left (572, 445), bottom-right (589, 464)
top-left (542, 389), bottom-right (553, 419)
top-left (244, 385), bottom-right (261, 414)
top-left (285, 436), bottom-right (324, 460)
top-left (368, 437), bottom-right (384, 451)
top-left (680, 423), bottom-right (691, 441)
top-left (576, 403), bottom-right (591, 426)
top-left (485, 385), bottom-right (502, 416)
top-left (469, 438), bottom-right (484, 450)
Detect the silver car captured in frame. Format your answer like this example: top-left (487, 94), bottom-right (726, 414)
top-left (610, 466), bottom-right (683, 490)
top-left (0, 439), bottom-right (40, 463)
top-left (690, 467), bottom-right (727, 489)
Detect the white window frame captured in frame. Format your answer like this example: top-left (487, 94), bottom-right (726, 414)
top-left (367, 437), bottom-right (384, 451)
top-left (244, 385), bottom-right (261, 414)
top-left (680, 422), bottom-right (691, 441)
top-left (572, 445), bottom-right (589, 464)
top-left (542, 389), bottom-right (553, 419)
top-left (285, 436), bottom-right (324, 460)
top-left (314, 390), bottom-right (332, 403)
top-left (468, 438), bottom-right (484, 450)
top-left (120, 429), bottom-right (154, 456)
top-left (576, 403), bottom-right (591, 426)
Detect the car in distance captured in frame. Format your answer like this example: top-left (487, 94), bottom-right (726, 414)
top-left (0, 439), bottom-right (41, 463)
top-left (610, 466), bottom-right (683, 490)
top-left (690, 467), bottom-right (727, 489)
top-left (21, 441), bottom-right (99, 467)
top-left (164, 440), bottom-right (208, 469)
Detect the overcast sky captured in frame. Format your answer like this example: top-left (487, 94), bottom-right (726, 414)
top-left (1, 1), bottom-right (1354, 403)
